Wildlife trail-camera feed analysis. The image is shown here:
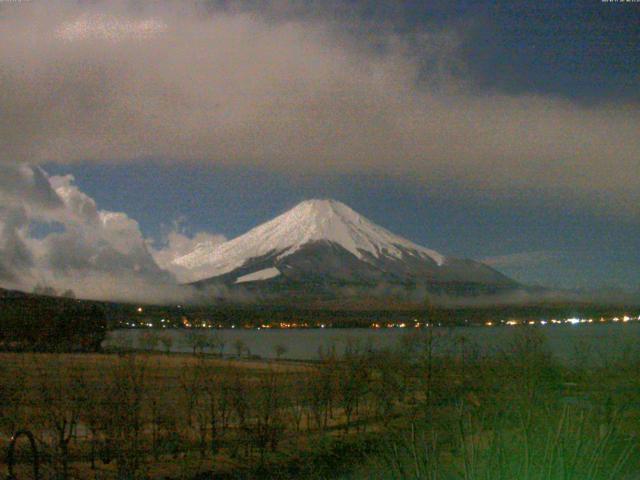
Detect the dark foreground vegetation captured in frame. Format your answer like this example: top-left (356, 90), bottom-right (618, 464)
top-left (1, 328), bottom-right (639, 479)
top-left (0, 289), bottom-right (109, 352)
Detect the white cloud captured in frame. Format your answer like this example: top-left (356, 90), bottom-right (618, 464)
top-left (0, 164), bottom-right (202, 302)
top-left (149, 228), bottom-right (227, 282)
top-left (0, 165), bottom-right (63, 214)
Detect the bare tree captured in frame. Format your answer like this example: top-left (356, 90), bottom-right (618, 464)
top-left (179, 360), bottom-right (206, 430)
top-left (337, 340), bottom-right (369, 433)
top-left (0, 356), bottom-right (27, 436)
top-left (77, 362), bottom-right (112, 470)
top-left (233, 339), bottom-right (246, 359)
top-left (158, 333), bottom-right (174, 354)
top-left (287, 375), bottom-right (306, 433)
top-left (368, 350), bottom-right (403, 420)
top-left (228, 371), bottom-right (250, 458)
top-left (306, 352), bottom-right (337, 432)
top-left (35, 357), bottom-right (85, 479)
top-left (250, 369), bottom-right (286, 463)
top-left (139, 331), bottom-right (160, 352)
top-left (215, 332), bottom-right (227, 357)
top-left (32, 284), bottom-right (57, 296)
top-left (203, 369), bottom-right (221, 456)
top-left (185, 330), bottom-right (209, 356)
top-left (148, 390), bottom-right (180, 461)
top-left (103, 354), bottom-right (148, 478)
top-left (61, 289), bottom-right (76, 299)
top-left (274, 344), bottom-right (288, 360)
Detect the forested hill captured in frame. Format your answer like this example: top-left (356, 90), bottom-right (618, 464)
top-left (0, 288), bottom-right (113, 351)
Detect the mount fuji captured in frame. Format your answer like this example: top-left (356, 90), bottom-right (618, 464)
top-left (171, 200), bottom-right (517, 300)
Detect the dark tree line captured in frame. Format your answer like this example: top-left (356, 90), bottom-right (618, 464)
top-left (0, 295), bottom-right (107, 352)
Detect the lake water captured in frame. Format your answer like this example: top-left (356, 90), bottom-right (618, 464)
top-left (104, 323), bottom-right (640, 365)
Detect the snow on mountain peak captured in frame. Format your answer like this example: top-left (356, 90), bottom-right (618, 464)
top-left (171, 199), bottom-right (445, 281)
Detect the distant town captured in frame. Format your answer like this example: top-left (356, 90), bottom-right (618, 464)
top-left (120, 306), bottom-right (640, 330)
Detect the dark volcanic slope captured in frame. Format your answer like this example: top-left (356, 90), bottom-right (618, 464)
top-left (193, 240), bottom-right (517, 299)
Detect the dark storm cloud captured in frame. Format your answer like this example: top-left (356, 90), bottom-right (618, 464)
top-left (0, 1), bottom-right (638, 215)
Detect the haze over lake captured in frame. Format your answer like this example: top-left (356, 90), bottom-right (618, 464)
top-left (106, 323), bottom-right (640, 365)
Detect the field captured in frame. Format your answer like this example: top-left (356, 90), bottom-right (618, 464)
top-left (1, 328), bottom-right (640, 479)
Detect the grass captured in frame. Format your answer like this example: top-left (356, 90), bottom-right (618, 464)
top-left (1, 328), bottom-right (639, 479)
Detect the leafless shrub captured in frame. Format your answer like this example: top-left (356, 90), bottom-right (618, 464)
top-left (33, 356), bottom-right (85, 479)
top-left (102, 354), bottom-right (148, 478)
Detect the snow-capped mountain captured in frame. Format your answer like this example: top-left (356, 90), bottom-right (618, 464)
top-left (172, 199), bottom-right (516, 297)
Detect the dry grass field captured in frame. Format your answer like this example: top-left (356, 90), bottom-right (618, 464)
top-left (0, 348), bottom-right (400, 479)
top-left (1, 329), bottom-right (640, 479)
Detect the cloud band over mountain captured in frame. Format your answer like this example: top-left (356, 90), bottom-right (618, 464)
top-left (1, 1), bottom-right (638, 216)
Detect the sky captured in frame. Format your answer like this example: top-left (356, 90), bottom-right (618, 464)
top-left (1, 0), bottom-right (639, 301)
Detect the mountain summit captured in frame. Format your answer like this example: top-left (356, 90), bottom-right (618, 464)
top-left (172, 199), bottom-right (516, 298)
top-left (174, 199), bottom-right (444, 277)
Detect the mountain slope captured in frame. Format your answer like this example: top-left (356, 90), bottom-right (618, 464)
top-left (173, 199), bottom-right (444, 277)
top-left (172, 199), bottom-right (517, 298)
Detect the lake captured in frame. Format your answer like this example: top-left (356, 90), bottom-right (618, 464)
top-left (104, 323), bottom-right (640, 365)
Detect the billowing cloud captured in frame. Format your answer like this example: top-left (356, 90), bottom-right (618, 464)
top-left (0, 206), bottom-right (33, 283)
top-left (0, 1), bottom-right (638, 216)
top-left (149, 225), bottom-right (227, 282)
top-left (0, 165), bottom-right (63, 213)
top-left (0, 164), bottom-right (204, 302)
